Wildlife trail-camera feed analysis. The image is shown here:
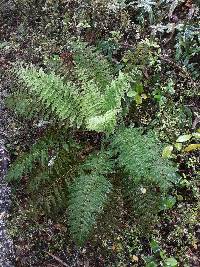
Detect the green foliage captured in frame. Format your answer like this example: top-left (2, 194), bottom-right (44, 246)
top-left (5, 92), bottom-right (48, 120)
top-left (68, 173), bottom-right (112, 246)
top-left (72, 41), bottom-right (113, 89)
top-left (111, 128), bottom-right (178, 189)
top-left (10, 44), bottom-right (133, 133)
top-left (154, 104), bottom-right (193, 141)
top-left (109, 128), bottom-right (178, 229)
top-left (175, 24), bottom-right (200, 77)
top-left (6, 126), bottom-right (178, 245)
top-left (144, 239), bottom-right (178, 267)
top-left (2, 0), bottom-right (200, 265)
top-left (16, 66), bottom-right (78, 122)
top-left (6, 134), bottom-right (59, 181)
top-left (135, 0), bottom-right (156, 23)
top-left (6, 41), bottom-right (179, 247)
top-left (68, 151), bottom-right (113, 245)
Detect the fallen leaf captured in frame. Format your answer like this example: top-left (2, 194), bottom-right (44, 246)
top-left (192, 132), bottom-right (200, 139)
top-left (184, 144), bottom-right (200, 152)
top-left (176, 134), bottom-right (192, 143)
top-left (131, 255), bottom-right (139, 262)
top-left (162, 145), bottom-right (173, 158)
top-left (175, 143), bottom-right (182, 151)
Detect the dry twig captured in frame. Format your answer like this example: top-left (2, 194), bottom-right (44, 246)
top-left (46, 251), bottom-right (70, 267)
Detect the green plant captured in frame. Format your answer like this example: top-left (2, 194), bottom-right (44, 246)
top-left (6, 42), bottom-right (178, 246)
top-left (144, 239), bottom-right (178, 267)
top-left (10, 51), bottom-right (132, 132)
top-left (175, 24), bottom-right (200, 78)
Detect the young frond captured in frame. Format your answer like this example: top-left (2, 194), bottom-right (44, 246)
top-left (84, 72), bottom-right (132, 132)
top-left (14, 64), bottom-right (132, 133)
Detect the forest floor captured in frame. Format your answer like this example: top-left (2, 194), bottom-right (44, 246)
top-left (0, 1), bottom-right (200, 266)
top-left (0, 84), bottom-right (15, 266)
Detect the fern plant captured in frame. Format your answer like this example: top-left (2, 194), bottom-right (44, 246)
top-left (11, 64), bottom-right (131, 132)
top-left (6, 41), bottom-right (178, 246)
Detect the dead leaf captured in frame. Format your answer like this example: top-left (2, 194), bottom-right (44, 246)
top-left (131, 255), bottom-right (139, 262)
top-left (184, 144), bottom-right (200, 152)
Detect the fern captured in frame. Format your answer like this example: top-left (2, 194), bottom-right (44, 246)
top-left (26, 138), bottom-right (80, 212)
top-left (68, 151), bottom-right (113, 246)
top-left (78, 79), bottom-right (104, 124)
top-left (28, 171), bottom-right (50, 191)
top-left (6, 135), bottom-right (59, 181)
top-left (68, 173), bottom-right (112, 246)
top-left (72, 41), bottom-right (113, 89)
top-left (8, 41), bottom-right (136, 133)
top-left (110, 128), bottom-right (179, 230)
top-left (12, 64), bottom-right (132, 132)
top-left (86, 109), bottom-right (117, 133)
top-left (16, 66), bottom-right (79, 122)
top-left (7, 125), bottom-right (178, 245)
top-left (6, 41), bottom-right (179, 247)
top-left (123, 179), bottom-right (162, 229)
top-left (6, 128), bottom-right (76, 182)
top-left (111, 127), bottom-right (178, 189)
top-left (5, 92), bottom-right (44, 119)
top-left (81, 71), bottom-right (131, 132)
top-left (41, 180), bottom-right (69, 214)
top-left (81, 151), bottom-right (114, 174)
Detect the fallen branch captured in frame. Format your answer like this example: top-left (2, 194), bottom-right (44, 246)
top-left (46, 251), bottom-right (70, 267)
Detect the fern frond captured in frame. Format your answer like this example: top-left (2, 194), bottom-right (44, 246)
top-left (111, 128), bottom-right (178, 189)
top-left (84, 72), bottom-right (131, 132)
top-left (72, 41), bottom-right (113, 90)
top-left (13, 42), bottom-right (134, 133)
top-left (81, 151), bottom-right (114, 175)
top-left (5, 92), bottom-right (48, 119)
top-left (123, 179), bottom-right (162, 230)
top-left (46, 181), bottom-right (68, 213)
top-left (68, 173), bottom-right (112, 246)
top-left (6, 136), bottom-right (59, 181)
top-left (16, 66), bottom-right (79, 122)
top-left (27, 139), bottom-right (80, 214)
top-left (79, 79), bottom-right (104, 120)
top-left (28, 171), bottom-right (50, 191)
top-left (68, 151), bottom-right (113, 246)
top-left (32, 179), bottom-right (69, 215)
top-left (86, 109), bottom-right (117, 133)
top-left (103, 71), bottom-right (131, 111)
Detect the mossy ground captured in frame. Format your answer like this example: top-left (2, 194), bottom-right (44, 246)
top-left (0, 1), bottom-right (199, 266)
